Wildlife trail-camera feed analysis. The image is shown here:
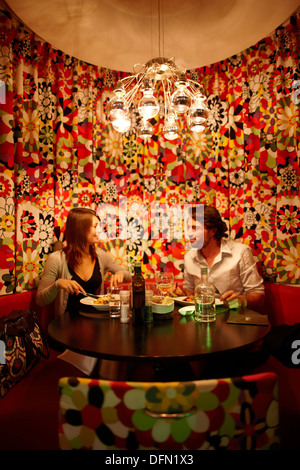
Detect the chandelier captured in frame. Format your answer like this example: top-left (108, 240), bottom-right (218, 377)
top-left (107, 57), bottom-right (208, 141)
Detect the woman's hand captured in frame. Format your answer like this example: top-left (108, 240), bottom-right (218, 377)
top-left (56, 279), bottom-right (86, 295)
top-left (110, 272), bottom-right (125, 288)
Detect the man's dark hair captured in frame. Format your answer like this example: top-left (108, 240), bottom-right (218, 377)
top-left (204, 205), bottom-right (228, 241)
top-left (189, 205), bottom-right (228, 241)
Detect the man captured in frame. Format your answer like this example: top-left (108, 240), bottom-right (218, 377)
top-left (182, 205), bottom-right (265, 310)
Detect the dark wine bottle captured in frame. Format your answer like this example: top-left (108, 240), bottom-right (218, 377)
top-left (132, 262), bottom-right (145, 326)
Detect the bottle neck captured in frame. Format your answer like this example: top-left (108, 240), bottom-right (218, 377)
top-left (135, 266), bottom-right (142, 275)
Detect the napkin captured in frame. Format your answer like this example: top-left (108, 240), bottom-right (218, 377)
top-left (227, 312), bottom-right (269, 326)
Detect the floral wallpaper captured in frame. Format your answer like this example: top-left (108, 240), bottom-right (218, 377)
top-left (0, 5), bottom-right (299, 295)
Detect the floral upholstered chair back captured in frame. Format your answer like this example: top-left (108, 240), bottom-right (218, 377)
top-left (58, 372), bottom-right (279, 450)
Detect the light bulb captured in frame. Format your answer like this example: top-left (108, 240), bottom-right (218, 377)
top-left (189, 120), bottom-right (205, 133)
top-left (189, 93), bottom-right (208, 132)
top-left (163, 113), bottom-right (179, 140)
top-left (171, 74), bottom-right (191, 113)
top-left (108, 83), bottom-right (128, 119)
top-left (138, 119), bottom-right (154, 139)
top-left (138, 80), bottom-right (159, 120)
top-left (111, 114), bottom-right (131, 133)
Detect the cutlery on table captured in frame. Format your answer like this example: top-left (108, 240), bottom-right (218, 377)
top-left (82, 292), bottom-right (101, 299)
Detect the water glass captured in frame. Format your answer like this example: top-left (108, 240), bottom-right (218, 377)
top-left (108, 287), bottom-right (121, 318)
top-left (145, 289), bottom-right (153, 323)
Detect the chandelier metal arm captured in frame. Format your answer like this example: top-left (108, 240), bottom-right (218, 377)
top-left (187, 79), bottom-right (204, 96)
top-left (125, 78), bottom-right (144, 107)
top-left (118, 73), bottom-right (145, 107)
top-left (161, 77), bottom-right (172, 116)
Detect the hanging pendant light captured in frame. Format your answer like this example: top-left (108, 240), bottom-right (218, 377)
top-left (138, 79), bottom-right (160, 120)
top-left (111, 113), bottom-right (131, 133)
top-left (106, 1), bottom-right (207, 140)
top-left (108, 81), bottom-right (131, 132)
top-left (111, 117), bottom-right (131, 133)
top-left (171, 73), bottom-right (191, 113)
top-left (107, 59), bottom-right (208, 140)
top-left (137, 119), bottom-right (154, 139)
top-left (108, 82), bottom-right (129, 119)
top-left (189, 92), bottom-right (208, 133)
top-left (163, 111), bottom-right (179, 140)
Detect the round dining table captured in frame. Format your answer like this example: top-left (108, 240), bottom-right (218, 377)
top-left (48, 303), bottom-right (270, 381)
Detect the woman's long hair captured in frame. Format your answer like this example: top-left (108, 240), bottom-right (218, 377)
top-left (63, 208), bottom-right (98, 269)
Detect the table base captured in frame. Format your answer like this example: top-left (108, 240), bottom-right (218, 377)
top-left (97, 346), bottom-right (270, 382)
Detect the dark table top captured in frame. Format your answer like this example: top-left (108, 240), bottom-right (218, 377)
top-left (48, 305), bottom-right (270, 365)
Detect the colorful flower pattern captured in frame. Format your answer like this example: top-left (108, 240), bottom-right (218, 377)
top-left (58, 373), bottom-right (279, 450)
top-left (0, 6), bottom-right (299, 295)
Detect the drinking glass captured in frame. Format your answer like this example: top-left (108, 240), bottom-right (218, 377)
top-left (155, 271), bottom-right (174, 297)
top-left (108, 286), bottom-right (121, 318)
top-left (145, 289), bottom-right (153, 323)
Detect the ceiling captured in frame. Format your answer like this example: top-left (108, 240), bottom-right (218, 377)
top-left (5, 0), bottom-right (300, 72)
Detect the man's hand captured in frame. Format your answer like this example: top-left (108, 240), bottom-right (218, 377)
top-left (220, 290), bottom-right (265, 310)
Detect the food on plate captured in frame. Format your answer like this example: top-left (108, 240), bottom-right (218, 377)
top-left (166, 292), bottom-right (175, 297)
top-left (167, 284), bottom-right (186, 297)
top-left (183, 296), bottom-right (195, 303)
top-left (175, 286), bottom-right (186, 296)
top-left (152, 296), bottom-right (174, 305)
top-left (93, 295), bottom-right (111, 305)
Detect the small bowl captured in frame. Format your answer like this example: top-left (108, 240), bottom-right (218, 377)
top-left (152, 296), bottom-right (174, 314)
top-left (178, 306), bottom-right (195, 316)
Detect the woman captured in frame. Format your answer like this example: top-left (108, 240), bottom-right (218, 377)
top-left (36, 207), bottom-right (132, 374)
top-left (36, 207), bottom-right (132, 315)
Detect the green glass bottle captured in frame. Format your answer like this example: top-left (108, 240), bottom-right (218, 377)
top-left (132, 262), bottom-right (145, 326)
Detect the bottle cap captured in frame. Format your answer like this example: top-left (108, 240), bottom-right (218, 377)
top-left (201, 267), bottom-right (208, 274)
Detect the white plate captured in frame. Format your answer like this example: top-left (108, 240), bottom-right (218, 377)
top-left (80, 296), bottom-right (109, 311)
top-left (175, 297), bottom-right (224, 307)
top-left (174, 296), bottom-right (194, 306)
